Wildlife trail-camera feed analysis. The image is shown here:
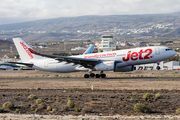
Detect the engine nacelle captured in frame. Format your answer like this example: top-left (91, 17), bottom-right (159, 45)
top-left (94, 61), bottom-right (115, 71)
top-left (114, 65), bottom-right (134, 72)
top-left (94, 61), bottom-right (134, 72)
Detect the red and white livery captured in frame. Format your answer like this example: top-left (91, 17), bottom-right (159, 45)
top-left (12, 38), bottom-right (177, 78)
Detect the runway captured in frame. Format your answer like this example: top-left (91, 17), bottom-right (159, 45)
top-left (0, 75), bottom-right (180, 90)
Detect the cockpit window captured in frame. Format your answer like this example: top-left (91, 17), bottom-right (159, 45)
top-left (166, 48), bottom-right (172, 51)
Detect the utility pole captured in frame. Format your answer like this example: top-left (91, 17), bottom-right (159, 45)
top-left (10, 44), bottom-right (12, 55)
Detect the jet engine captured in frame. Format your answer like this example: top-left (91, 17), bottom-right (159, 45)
top-left (94, 61), bottom-right (115, 71)
top-left (94, 61), bottom-right (134, 72)
top-left (114, 65), bottom-right (134, 72)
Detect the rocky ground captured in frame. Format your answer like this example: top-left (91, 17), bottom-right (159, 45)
top-left (0, 88), bottom-right (180, 115)
top-left (0, 70), bottom-right (180, 119)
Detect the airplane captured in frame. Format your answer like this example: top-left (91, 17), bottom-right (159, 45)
top-left (11, 38), bottom-right (176, 78)
top-left (0, 60), bottom-right (22, 70)
top-left (0, 65), bottom-right (14, 70)
top-left (83, 44), bottom-right (95, 55)
top-left (0, 62), bottom-right (20, 67)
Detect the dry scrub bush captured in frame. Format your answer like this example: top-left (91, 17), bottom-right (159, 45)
top-left (176, 108), bottom-right (180, 114)
top-left (31, 105), bottom-right (35, 108)
top-left (153, 89), bottom-right (157, 92)
top-left (74, 106), bottom-right (82, 112)
top-left (3, 102), bottom-right (14, 109)
top-left (52, 108), bottom-right (57, 113)
top-left (143, 93), bottom-right (153, 100)
top-left (155, 93), bottom-right (163, 99)
top-left (130, 97), bottom-right (135, 101)
top-left (18, 105), bottom-right (24, 109)
top-left (168, 89), bottom-right (172, 91)
top-left (28, 94), bottom-right (37, 100)
top-left (134, 103), bottom-right (152, 113)
top-left (36, 99), bottom-right (44, 104)
top-left (67, 99), bottom-right (75, 108)
top-left (36, 87), bottom-right (41, 90)
top-left (15, 108), bottom-right (20, 113)
top-left (34, 108), bottom-right (38, 113)
top-left (54, 75), bottom-right (58, 77)
top-left (42, 75), bottom-right (49, 77)
top-left (47, 106), bottom-right (52, 111)
top-left (38, 104), bottom-right (46, 110)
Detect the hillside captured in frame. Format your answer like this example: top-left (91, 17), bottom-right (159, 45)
top-left (0, 40), bottom-right (13, 49)
top-left (161, 27), bottom-right (180, 38)
top-left (1, 14), bottom-right (180, 31)
top-left (0, 40), bottom-right (16, 58)
top-left (0, 12), bottom-right (180, 41)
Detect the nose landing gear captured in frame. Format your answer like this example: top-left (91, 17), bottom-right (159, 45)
top-left (156, 66), bottom-right (160, 70)
top-left (156, 62), bottom-right (160, 70)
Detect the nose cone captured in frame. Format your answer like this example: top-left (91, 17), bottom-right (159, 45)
top-left (172, 50), bottom-right (177, 56)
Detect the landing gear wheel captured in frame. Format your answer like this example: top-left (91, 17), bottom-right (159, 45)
top-left (95, 74), bottom-right (100, 78)
top-left (101, 74), bottom-right (106, 78)
top-left (156, 66), bottom-right (160, 70)
top-left (90, 73), bottom-right (95, 77)
top-left (84, 74), bottom-right (89, 78)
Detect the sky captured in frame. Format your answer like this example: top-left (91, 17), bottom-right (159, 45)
top-left (0, 0), bottom-right (180, 24)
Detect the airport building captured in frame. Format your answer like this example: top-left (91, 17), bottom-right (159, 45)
top-left (135, 61), bottom-right (180, 70)
top-left (98, 35), bottom-right (116, 52)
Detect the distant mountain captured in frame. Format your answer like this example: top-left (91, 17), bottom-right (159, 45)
top-left (0, 39), bottom-right (13, 44)
top-left (170, 11), bottom-right (180, 16)
top-left (1, 13), bottom-right (180, 31)
top-left (161, 27), bottom-right (180, 38)
top-left (0, 40), bottom-right (13, 50)
top-left (0, 12), bottom-right (180, 41)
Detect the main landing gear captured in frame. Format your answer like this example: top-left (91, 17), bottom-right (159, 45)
top-left (84, 71), bottom-right (106, 78)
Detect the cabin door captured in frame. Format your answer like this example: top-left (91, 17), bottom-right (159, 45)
top-left (44, 60), bottom-right (48, 67)
top-left (155, 48), bottom-right (160, 55)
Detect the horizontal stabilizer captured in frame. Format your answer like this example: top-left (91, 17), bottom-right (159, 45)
top-left (7, 62), bottom-right (34, 67)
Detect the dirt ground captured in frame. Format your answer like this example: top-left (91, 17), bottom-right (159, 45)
top-left (0, 70), bottom-right (180, 120)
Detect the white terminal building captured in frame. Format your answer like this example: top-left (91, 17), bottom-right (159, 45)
top-left (98, 35), bottom-right (116, 52)
top-left (135, 61), bottom-right (180, 70)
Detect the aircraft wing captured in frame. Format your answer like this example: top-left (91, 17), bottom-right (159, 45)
top-left (7, 62), bottom-right (34, 67)
top-left (28, 48), bottom-right (101, 69)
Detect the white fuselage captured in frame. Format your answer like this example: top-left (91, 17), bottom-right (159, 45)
top-left (30, 46), bottom-right (176, 72)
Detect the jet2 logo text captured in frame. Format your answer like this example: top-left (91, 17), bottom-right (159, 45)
top-left (122, 49), bottom-right (152, 62)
